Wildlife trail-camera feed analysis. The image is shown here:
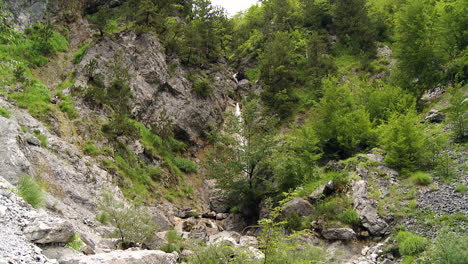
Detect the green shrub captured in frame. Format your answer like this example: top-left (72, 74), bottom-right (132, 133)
top-left (33, 131), bottom-right (47, 148)
top-left (57, 91), bottom-right (77, 119)
top-left (411, 171), bottom-right (433, 186)
top-left (98, 191), bottom-right (157, 247)
top-left (378, 112), bottom-right (427, 170)
top-left (160, 230), bottom-right (185, 253)
top-left (8, 82), bottom-right (51, 120)
top-left (173, 157), bottom-right (198, 173)
top-left (187, 243), bottom-right (236, 264)
top-left (96, 212), bottom-right (110, 224)
top-left (66, 233), bottom-right (85, 252)
top-left (73, 43), bottom-right (90, 64)
top-left (0, 107), bottom-right (10, 118)
top-left (428, 231), bottom-right (468, 264)
top-left (312, 77), bottom-right (374, 157)
top-left (396, 231), bottom-right (428, 256)
top-left (83, 144), bottom-right (101, 156)
top-left (455, 184), bottom-right (467, 194)
top-left (17, 175), bottom-right (44, 208)
top-left (192, 78), bottom-right (213, 97)
top-left (337, 208), bottom-right (361, 226)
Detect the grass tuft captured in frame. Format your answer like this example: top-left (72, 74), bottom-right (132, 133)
top-left (17, 175), bottom-right (44, 208)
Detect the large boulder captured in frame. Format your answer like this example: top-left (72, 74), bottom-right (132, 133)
top-left (321, 228), bottom-right (356, 241)
top-left (23, 216), bottom-right (75, 244)
top-left (282, 197), bottom-right (313, 218)
top-left (208, 231), bottom-right (241, 246)
top-left (146, 207), bottom-right (174, 231)
top-left (352, 181), bottom-right (388, 236)
top-left (221, 213), bottom-right (247, 232)
top-left (60, 250), bottom-right (177, 264)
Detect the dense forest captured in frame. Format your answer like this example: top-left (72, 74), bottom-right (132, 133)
top-left (0, 0), bottom-right (466, 263)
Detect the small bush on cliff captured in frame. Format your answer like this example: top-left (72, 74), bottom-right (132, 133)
top-left (378, 111), bottom-right (427, 170)
top-left (0, 107), bottom-right (10, 118)
top-left (17, 175), bottom-right (44, 208)
top-left (173, 157), bottom-right (198, 173)
top-left (98, 191), bottom-right (157, 248)
top-left (427, 231), bottom-right (468, 264)
top-left (396, 231), bottom-right (428, 256)
top-left (411, 171), bottom-right (433, 186)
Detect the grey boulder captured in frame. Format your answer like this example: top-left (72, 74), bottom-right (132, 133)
top-left (352, 181), bottom-right (388, 236)
top-left (321, 228), bottom-right (356, 240)
top-left (282, 197), bottom-right (313, 218)
top-left (60, 250), bottom-right (177, 264)
top-left (23, 216), bottom-right (75, 244)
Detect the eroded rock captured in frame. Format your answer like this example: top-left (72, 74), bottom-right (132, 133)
top-left (282, 197), bottom-right (313, 218)
top-left (60, 250), bottom-right (177, 264)
top-left (23, 216), bottom-right (75, 244)
top-left (352, 181), bottom-right (388, 236)
top-left (322, 228), bottom-right (356, 240)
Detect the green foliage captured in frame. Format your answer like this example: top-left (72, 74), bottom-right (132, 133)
top-left (455, 184), bottom-right (467, 194)
top-left (160, 230), bottom-right (185, 253)
top-left (378, 112), bottom-right (427, 170)
top-left (0, 107), bottom-right (10, 118)
top-left (204, 99), bottom-right (277, 218)
top-left (8, 82), bottom-right (51, 120)
top-left (259, 31), bottom-right (299, 118)
top-left (33, 130), bottom-right (48, 148)
top-left (258, 213), bottom-right (327, 264)
top-left (337, 208), bottom-right (361, 226)
top-left (98, 191), bottom-right (157, 247)
top-left (331, 0), bottom-right (376, 55)
top-left (57, 91), bottom-right (77, 119)
top-left (272, 122), bottom-right (322, 192)
top-left (395, 0), bottom-right (440, 99)
top-left (446, 84), bottom-right (467, 142)
top-left (312, 77), bottom-right (373, 157)
top-left (66, 233), bottom-right (85, 252)
top-left (187, 243), bottom-right (238, 264)
top-left (313, 195), bottom-right (357, 227)
top-left (396, 231), bottom-right (428, 256)
top-left (192, 77), bottom-right (213, 97)
top-left (25, 23), bottom-right (69, 55)
top-left (173, 157), bottom-right (198, 173)
top-left (73, 43), bottom-right (89, 64)
top-left (17, 175), bottom-right (44, 208)
top-left (96, 212), bottom-right (110, 224)
top-left (83, 143), bottom-right (101, 156)
top-left (411, 171), bottom-right (433, 186)
top-left (427, 231), bottom-right (468, 264)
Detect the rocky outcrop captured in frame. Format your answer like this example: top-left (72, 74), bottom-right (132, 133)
top-left (423, 109), bottom-right (445, 123)
top-left (352, 181), bottom-right (388, 236)
top-left (308, 181), bottom-right (336, 203)
top-left (75, 31), bottom-right (236, 144)
top-left (282, 197), bottom-right (313, 218)
top-left (23, 216), bottom-right (75, 244)
top-left (220, 213), bottom-right (247, 232)
top-left (0, 178), bottom-right (55, 264)
top-left (60, 250), bottom-right (178, 264)
top-left (322, 228), bottom-right (356, 241)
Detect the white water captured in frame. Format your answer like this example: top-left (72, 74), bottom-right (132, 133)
top-left (234, 102), bottom-right (246, 146)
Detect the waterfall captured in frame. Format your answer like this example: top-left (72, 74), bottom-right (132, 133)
top-left (234, 102), bottom-right (246, 146)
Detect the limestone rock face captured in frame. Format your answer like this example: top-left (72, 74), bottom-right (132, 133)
top-left (282, 197), bottom-right (313, 218)
top-left (75, 31), bottom-right (236, 144)
top-left (0, 117), bottom-right (32, 184)
top-left (23, 216), bottom-right (75, 244)
top-left (352, 181), bottom-right (388, 236)
top-left (60, 250), bottom-right (177, 264)
top-left (321, 228), bottom-right (356, 241)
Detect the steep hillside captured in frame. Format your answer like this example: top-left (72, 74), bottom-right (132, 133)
top-left (0, 0), bottom-right (466, 264)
